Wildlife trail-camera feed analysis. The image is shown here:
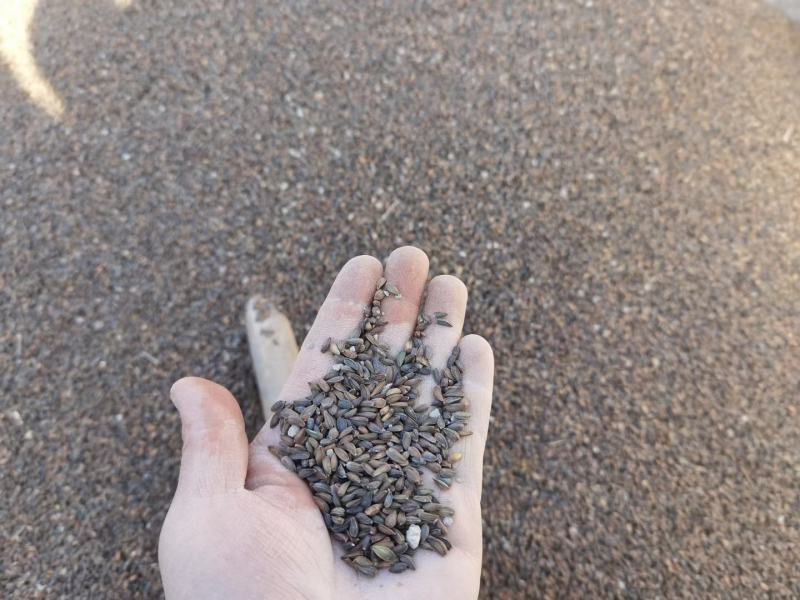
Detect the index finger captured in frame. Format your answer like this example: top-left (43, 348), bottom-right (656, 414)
top-left (247, 254), bottom-right (383, 488)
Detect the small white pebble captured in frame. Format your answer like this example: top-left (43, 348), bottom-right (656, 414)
top-left (24, 430), bottom-right (34, 440)
top-left (443, 516), bottom-right (454, 527)
top-left (406, 524), bottom-right (421, 549)
top-left (568, 525), bottom-right (579, 538)
top-left (287, 425), bottom-right (300, 437)
top-left (429, 408), bottom-right (440, 419)
top-left (7, 410), bottom-right (23, 426)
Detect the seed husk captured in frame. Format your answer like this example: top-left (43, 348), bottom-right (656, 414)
top-left (348, 517), bottom-right (359, 539)
top-left (384, 283), bottom-right (401, 297)
top-left (354, 563), bottom-right (377, 577)
top-left (371, 544), bottom-right (398, 562)
top-left (427, 536), bottom-right (448, 556)
top-left (400, 553), bottom-right (416, 570)
top-left (389, 561), bottom-right (409, 573)
top-left (269, 412), bottom-right (281, 428)
top-left (433, 476), bottom-right (452, 489)
top-left (386, 447), bottom-right (409, 466)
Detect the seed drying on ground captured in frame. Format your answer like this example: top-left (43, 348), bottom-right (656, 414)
top-left (269, 280), bottom-right (469, 576)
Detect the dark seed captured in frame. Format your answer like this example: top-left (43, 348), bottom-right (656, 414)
top-left (371, 545), bottom-right (398, 562)
top-left (428, 536), bottom-right (448, 556)
top-left (399, 554), bottom-right (416, 570)
top-left (389, 562), bottom-right (409, 573)
top-left (386, 447), bottom-right (408, 466)
top-left (269, 412), bottom-right (281, 428)
top-left (355, 563), bottom-right (377, 577)
top-left (384, 283), bottom-right (400, 297)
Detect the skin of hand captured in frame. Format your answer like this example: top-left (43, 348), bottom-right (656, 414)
top-left (158, 247), bottom-right (494, 600)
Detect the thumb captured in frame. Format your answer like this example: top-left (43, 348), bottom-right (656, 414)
top-left (170, 377), bottom-right (248, 496)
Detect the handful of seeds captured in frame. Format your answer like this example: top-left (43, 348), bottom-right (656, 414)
top-left (268, 277), bottom-right (470, 576)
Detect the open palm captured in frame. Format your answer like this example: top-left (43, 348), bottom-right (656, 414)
top-left (159, 247), bottom-right (494, 600)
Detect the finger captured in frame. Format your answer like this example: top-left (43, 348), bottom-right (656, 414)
top-left (247, 254), bottom-right (383, 488)
top-left (378, 246), bottom-right (429, 353)
top-left (276, 254), bottom-right (383, 403)
top-left (452, 334), bottom-right (494, 491)
top-left (170, 377), bottom-right (249, 496)
top-left (413, 273), bottom-right (470, 527)
top-left (418, 274), bottom-right (468, 405)
top-left (440, 334), bottom-right (494, 557)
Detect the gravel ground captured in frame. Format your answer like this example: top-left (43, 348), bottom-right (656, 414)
top-left (2, 1), bottom-right (799, 598)
top-left (768, 0), bottom-right (800, 21)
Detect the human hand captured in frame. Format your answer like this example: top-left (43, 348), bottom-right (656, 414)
top-left (158, 247), bottom-right (494, 599)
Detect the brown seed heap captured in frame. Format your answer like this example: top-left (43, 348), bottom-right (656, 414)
top-left (268, 277), bottom-right (471, 577)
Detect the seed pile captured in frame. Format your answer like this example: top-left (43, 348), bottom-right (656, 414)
top-left (269, 277), bottom-right (471, 576)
